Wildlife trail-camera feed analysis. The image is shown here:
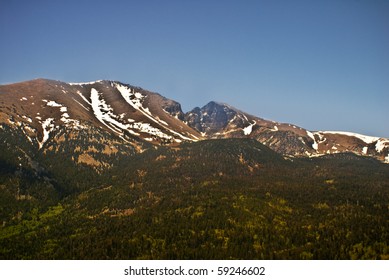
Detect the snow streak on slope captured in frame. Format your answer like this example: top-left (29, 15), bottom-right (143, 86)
top-left (114, 82), bottom-right (195, 142)
top-left (114, 83), bottom-right (145, 111)
top-left (76, 90), bottom-right (92, 106)
top-left (90, 88), bottom-right (174, 141)
top-left (321, 131), bottom-right (379, 144)
top-left (39, 118), bottom-right (55, 149)
top-left (91, 88), bottom-right (135, 134)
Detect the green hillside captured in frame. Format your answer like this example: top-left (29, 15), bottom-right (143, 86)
top-left (1, 137), bottom-right (389, 259)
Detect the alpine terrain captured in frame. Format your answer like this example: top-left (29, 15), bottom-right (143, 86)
top-left (0, 79), bottom-right (388, 259)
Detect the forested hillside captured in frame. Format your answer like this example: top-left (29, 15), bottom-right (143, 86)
top-left (1, 137), bottom-right (388, 259)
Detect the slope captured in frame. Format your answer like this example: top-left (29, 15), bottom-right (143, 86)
top-left (1, 137), bottom-right (389, 259)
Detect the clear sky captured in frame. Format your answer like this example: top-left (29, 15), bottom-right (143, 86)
top-left (1, 0), bottom-right (388, 137)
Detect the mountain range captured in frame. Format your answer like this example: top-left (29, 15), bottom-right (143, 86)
top-left (1, 78), bottom-right (389, 259)
top-left (0, 78), bottom-right (388, 164)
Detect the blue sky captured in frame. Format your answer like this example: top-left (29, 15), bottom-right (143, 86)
top-left (1, 0), bottom-right (388, 137)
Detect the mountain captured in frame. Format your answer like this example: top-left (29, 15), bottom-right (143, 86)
top-left (0, 79), bottom-right (200, 147)
top-left (1, 79), bottom-right (389, 260)
top-left (0, 78), bottom-right (388, 163)
top-left (1, 136), bottom-right (389, 259)
top-left (185, 101), bottom-right (389, 161)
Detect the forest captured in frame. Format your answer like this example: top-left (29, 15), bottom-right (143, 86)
top-left (1, 136), bottom-right (389, 259)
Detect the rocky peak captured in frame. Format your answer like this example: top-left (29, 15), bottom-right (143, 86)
top-left (185, 101), bottom-right (243, 134)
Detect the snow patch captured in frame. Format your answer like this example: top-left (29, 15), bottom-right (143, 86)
top-left (375, 139), bottom-right (389, 153)
top-left (314, 132), bottom-right (325, 142)
top-left (25, 134), bottom-right (33, 144)
top-left (24, 126), bottom-right (35, 133)
top-left (299, 137), bottom-right (306, 145)
top-left (307, 131), bottom-right (318, 150)
top-left (362, 147), bottom-right (368, 155)
top-left (128, 129), bottom-right (140, 136)
top-left (60, 106), bottom-right (67, 112)
top-left (68, 80), bottom-right (103, 86)
top-left (228, 115), bottom-right (238, 124)
top-left (20, 97), bottom-right (27, 101)
top-left (60, 111), bottom-right (86, 129)
top-left (243, 121), bottom-right (256, 135)
top-left (46, 100), bottom-right (63, 107)
top-left (189, 133), bottom-right (200, 140)
top-left (39, 118), bottom-right (55, 149)
top-left (131, 122), bottom-right (172, 140)
top-left (22, 116), bottom-right (33, 123)
top-left (270, 125), bottom-right (278, 132)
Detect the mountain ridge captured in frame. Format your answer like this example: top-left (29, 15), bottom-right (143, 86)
top-left (0, 78), bottom-right (388, 163)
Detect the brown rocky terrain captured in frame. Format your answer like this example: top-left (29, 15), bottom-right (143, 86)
top-left (0, 78), bottom-right (388, 163)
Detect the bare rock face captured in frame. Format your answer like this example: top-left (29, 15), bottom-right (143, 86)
top-left (185, 102), bottom-right (238, 134)
top-left (0, 78), bottom-right (388, 163)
